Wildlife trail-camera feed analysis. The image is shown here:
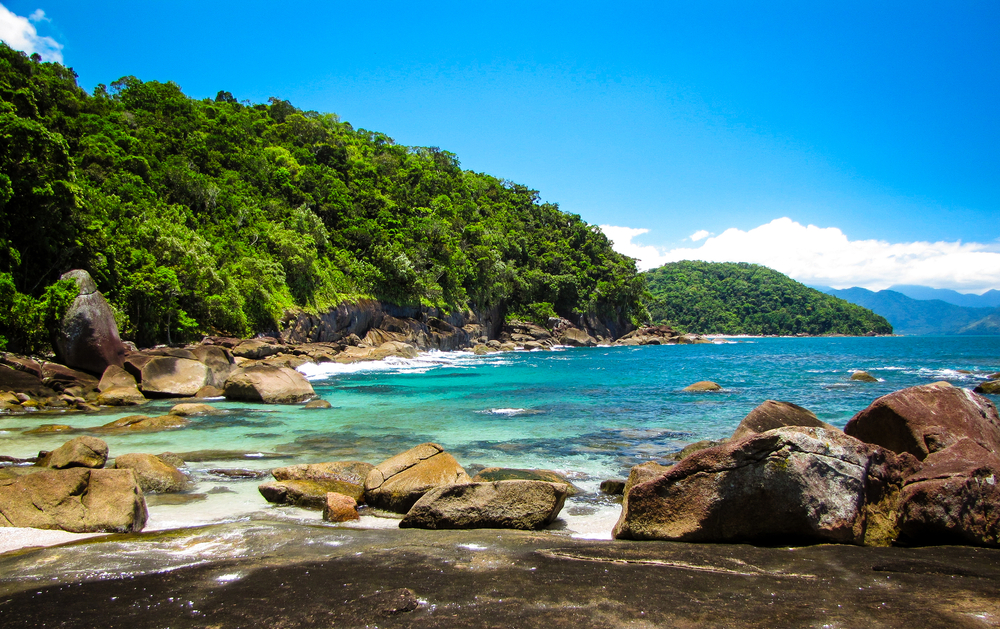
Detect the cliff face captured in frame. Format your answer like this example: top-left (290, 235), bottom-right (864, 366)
top-left (279, 301), bottom-right (631, 350)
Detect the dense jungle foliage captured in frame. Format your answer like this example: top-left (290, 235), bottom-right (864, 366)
top-left (645, 261), bottom-right (893, 335)
top-left (0, 45), bottom-right (645, 351)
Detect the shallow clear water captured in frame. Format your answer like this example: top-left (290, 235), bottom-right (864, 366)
top-left (2, 337), bottom-right (998, 538)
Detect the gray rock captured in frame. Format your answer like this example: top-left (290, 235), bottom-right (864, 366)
top-left (613, 427), bottom-right (918, 545)
top-left (400, 480), bottom-right (568, 530)
top-left (52, 270), bottom-right (127, 376)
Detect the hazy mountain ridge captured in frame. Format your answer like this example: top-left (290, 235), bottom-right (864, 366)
top-left (821, 287), bottom-right (1000, 336)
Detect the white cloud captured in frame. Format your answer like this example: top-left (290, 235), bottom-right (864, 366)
top-left (0, 5), bottom-right (62, 63)
top-left (689, 229), bottom-right (710, 242)
top-left (601, 217), bottom-right (1000, 293)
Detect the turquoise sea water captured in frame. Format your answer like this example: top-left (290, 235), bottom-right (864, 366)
top-left (2, 337), bottom-right (998, 537)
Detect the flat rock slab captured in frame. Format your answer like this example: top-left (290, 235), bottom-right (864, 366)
top-left (0, 521), bottom-right (997, 628)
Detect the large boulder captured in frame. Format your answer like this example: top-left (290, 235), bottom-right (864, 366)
top-left (613, 427), bottom-right (917, 545)
top-left (190, 345), bottom-right (235, 388)
top-left (223, 365), bottom-right (315, 404)
top-left (844, 382), bottom-right (1000, 459)
top-left (0, 364), bottom-right (55, 398)
top-left (364, 443), bottom-right (470, 512)
top-left (43, 436), bottom-right (108, 469)
top-left (139, 357), bottom-right (209, 397)
top-left (400, 480), bottom-right (568, 530)
top-left (731, 400), bottom-right (836, 441)
top-left (52, 270), bottom-right (127, 375)
top-left (845, 383), bottom-right (1000, 546)
top-left (113, 453), bottom-right (189, 493)
top-left (895, 439), bottom-right (1000, 546)
top-left (0, 468), bottom-right (147, 532)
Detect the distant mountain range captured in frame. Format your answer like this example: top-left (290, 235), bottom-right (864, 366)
top-left (813, 286), bottom-right (1000, 336)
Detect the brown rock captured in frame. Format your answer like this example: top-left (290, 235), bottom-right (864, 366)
top-left (52, 270), bottom-right (126, 376)
top-left (613, 427), bottom-right (917, 545)
top-left (303, 399), bottom-right (332, 409)
top-left (0, 467), bottom-right (147, 532)
top-left (731, 400), bottom-right (836, 441)
top-left (224, 364), bottom-right (315, 404)
top-left (0, 364), bottom-right (55, 398)
top-left (683, 381), bottom-right (722, 392)
top-left (558, 327), bottom-right (597, 347)
top-left (139, 357), bottom-right (209, 397)
top-left (471, 467), bottom-right (579, 495)
top-left (846, 383), bottom-right (1000, 546)
top-left (364, 443), bottom-right (470, 512)
top-left (23, 424), bottom-right (75, 435)
top-left (114, 453), bottom-right (190, 493)
top-left (844, 382), bottom-right (1000, 460)
top-left (232, 339), bottom-right (286, 360)
top-left (189, 345), bottom-right (235, 387)
top-left (96, 386), bottom-right (147, 406)
top-left (974, 380), bottom-right (1000, 395)
top-left (669, 440), bottom-right (723, 461)
top-left (94, 414), bottom-right (190, 434)
top-left (98, 365), bottom-right (136, 392)
top-left (600, 479), bottom-right (626, 495)
top-left (41, 363), bottom-right (99, 392)
top-left (168, 403), bottom-right (219, 416)
top-left (45, 436), bottom-right (108, 469)
top-left (270, 461), bottom-right (373, 503)
top-left (851, 371), bottom-right (879, 382)
top-left (400, 480), bottom-right (568, 530)
top-left (323, 492), bottom-right (360, 522)
top-left (259, 479), bottom-right (362, 508)
top-left (195, 385), bottom-right (224, 398)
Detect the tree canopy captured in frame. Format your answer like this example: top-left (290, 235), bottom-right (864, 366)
top-left (644, 261), bottom-right (893, 336)
top-left (0, 44), bottom-right (644, 350)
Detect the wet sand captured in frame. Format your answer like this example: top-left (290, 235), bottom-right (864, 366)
top-left (1, 518), bottom-right (997, 628)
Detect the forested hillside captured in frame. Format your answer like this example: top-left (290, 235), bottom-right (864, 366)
top-left (0, 45), bottom-right (644, 351)
top-left (644, 261), bottom-right (892, 335)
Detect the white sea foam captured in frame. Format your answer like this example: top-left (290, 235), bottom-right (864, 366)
top-left (296, 350), bottom-right (476, 381)
top-left (477, 408), bottom-right (539, 416)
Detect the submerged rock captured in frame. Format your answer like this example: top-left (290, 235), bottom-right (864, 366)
top-left (303, 399), bottom-right (332, 409)
top-left (613, 427), bottom-right (917, 545)
top-left (400, 480), bottom-right (568, 530)
top-left (168, 403), bottom-right (219, 416)
top-left (364, 443), bottom-right (470, 513)
top-left (683, 381), bottom-right (721, 392)
top-left (94, 414), bottom-right (190, 434)
top-left (0, 467), bottom-right (146, 532)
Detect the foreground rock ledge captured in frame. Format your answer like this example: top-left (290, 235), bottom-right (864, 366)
top-left (0, 522), bottom-right (997, 629)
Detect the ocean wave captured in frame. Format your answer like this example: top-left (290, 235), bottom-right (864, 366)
top-left (296, 350), bottom-right (476, 381)
top-left (477, 408), bottom-right (543, 416)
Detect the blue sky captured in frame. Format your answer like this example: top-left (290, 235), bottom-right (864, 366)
top-left (2, 1), bottom-right (999, 291)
